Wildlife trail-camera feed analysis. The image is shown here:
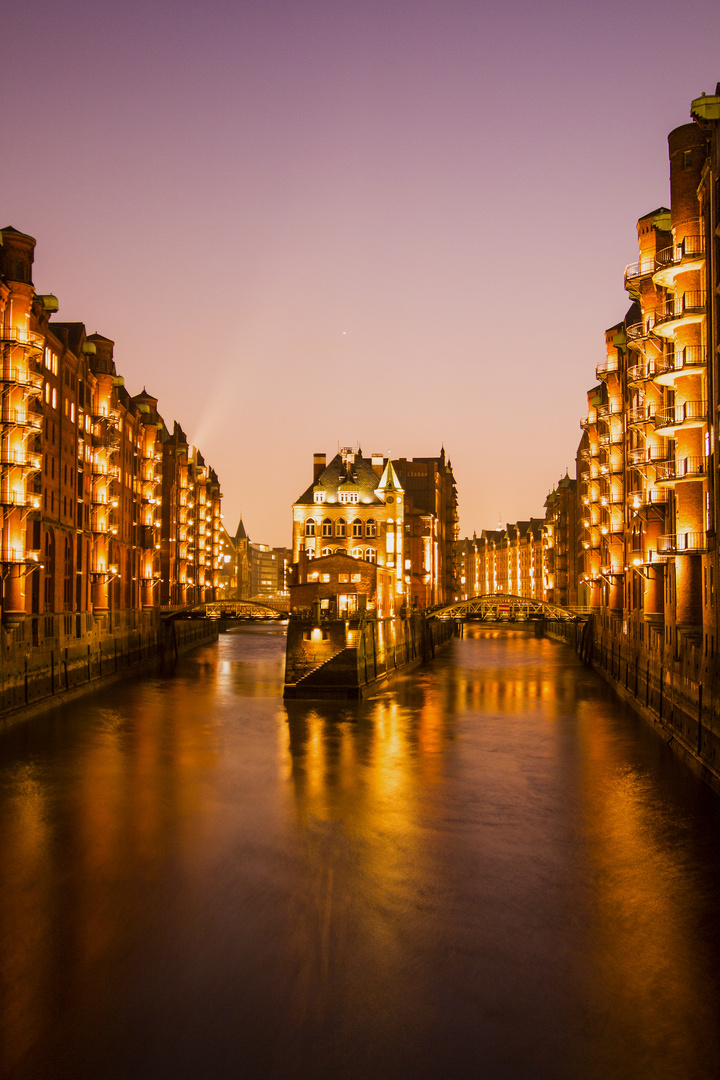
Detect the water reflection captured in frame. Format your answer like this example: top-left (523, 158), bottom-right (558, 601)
top-left (1, 623), bottom-right (720, 1080)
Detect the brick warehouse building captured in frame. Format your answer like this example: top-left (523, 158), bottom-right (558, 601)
top-left (576, 87), bottom-right (720, 660)
top-left (291, 446), bottom-right (458, 609)
top-left (0, 226), bottom-right (224, 653)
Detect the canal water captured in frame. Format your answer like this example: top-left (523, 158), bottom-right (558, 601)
top-left (2, 624), bottom-right (720, 1080)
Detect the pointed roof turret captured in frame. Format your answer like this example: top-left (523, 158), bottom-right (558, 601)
top-left (376, 459), bottom-right (404, 495)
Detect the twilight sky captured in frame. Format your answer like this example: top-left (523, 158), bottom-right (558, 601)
top-left (2, 0), bottom-right (718, 545)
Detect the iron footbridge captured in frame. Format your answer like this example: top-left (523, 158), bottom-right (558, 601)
top-left (161, 599), bottom-right (290, 621)
top-left (427, 594), bottom-right (588, 622)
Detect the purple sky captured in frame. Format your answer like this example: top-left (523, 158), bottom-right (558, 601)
top-left (2, 0), bottom-right (718, 545)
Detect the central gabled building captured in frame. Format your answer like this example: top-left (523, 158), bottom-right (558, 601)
top-left (292, 446), bottom-right (406, 604)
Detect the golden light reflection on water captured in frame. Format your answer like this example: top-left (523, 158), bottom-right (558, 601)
top-left (1, 626), bottom-right (719, 1079)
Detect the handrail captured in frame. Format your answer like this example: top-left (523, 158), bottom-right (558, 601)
top-left (0, 367), bottom-right (44, 390)
top-left (654, 400), bottom-right (706, 429)
top-left (654, 291), bottom-right (706, 325)
top-left (655, 456), bottom-right (707, 481)
top-left (654, 235), bottom-right (705, 270)
top-left (658, 532), bottom-right (706, 553)
top-left (0, 326), bottom-right (44, 349)
top-left (654, 346), bottom-right (705, 377)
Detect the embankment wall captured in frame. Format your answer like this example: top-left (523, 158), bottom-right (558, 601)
top-left (1, 615), bottom-right (218, 728)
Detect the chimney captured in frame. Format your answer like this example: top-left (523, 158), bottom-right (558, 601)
top-left (313, 453), bottom-right (326, 481)
top-left (371, 454), bottom-right (384, 478)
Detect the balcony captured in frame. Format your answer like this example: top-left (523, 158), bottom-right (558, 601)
top-left (653, 400), bottom-right (706, 434)
top-left (90, 462), bottom-right (120, 479)
top-left (626, 319), bottom-right (655, 348)
top-left (0, 367), bottom-right (44, 394)
top-left (628, 405), bottom-right (655, 428)
top-left (0, 449), bottom-right (41, 470)
top-left (90, 431), bottom-right (121, 450)
top-left (598, 431), bottom-right (623, 447)
top-left (0, 408), bottom-right (42, 431)
top-left (624, 258), bottom-right (655, 289)
top-left (0, 489), bottom-right (39, 509)
top-left (655, 456), bottom-right (707, 485)
top-left (580, 415), bottom-right (598, 431)
top-left (627, 445), bottom-right (667, 469)
top-left (653, 346), bottom-right (706, 386)
top-left (658, 532), bottom-right (707, 554)
top-left (599, 458), bottom-right (623, 477)
top-left (596, 402), bottom-right (622, 419)
top-left (627, 358), bottom-right (657, 384)
top-left (0, 326), bottom-right (44, 351)
top-left (0, 545), bottom-right (42, 565)
top-left (629, 488), bottom-right (669, 510)
top-left (596, 357), bottom-right (620, 381)
top-left (653, 236), bottom-right (705, 288)
top-left (653, 291), bottom-right (706, 338)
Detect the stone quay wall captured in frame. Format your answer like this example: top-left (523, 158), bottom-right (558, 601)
top-left (1, 612), bottom-right (218, 726)
top-left (284, 612), bottom-right (456, 699)
top-left (546, 614), bottom-right (720, 796)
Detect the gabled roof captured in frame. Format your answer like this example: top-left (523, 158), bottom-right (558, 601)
top-left (295, 452), bottom-right (391, 506)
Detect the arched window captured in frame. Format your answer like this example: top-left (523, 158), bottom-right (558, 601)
top-left (351, 547), bottom-right (363, 560)
top-left (352, 518), bottom-right (363, 537)
top-left (365, 548), bottom-right (377, 563)
top-left (365, 519), bottom-right (376, 537)
top-left (321, 547), bottom-right (332, 557)
top-left (305, 548), bottom-right (315, 559)
top-left (305, 518), bottom-right (316, 536)
top-left (44, 529), bottom-right (55, 610)
top-left (63, 536), bottom-right (73, 608)
top-left (336, 519), bottom-right (346, 537)
top-left (322, 518), bottom-right (332, 537)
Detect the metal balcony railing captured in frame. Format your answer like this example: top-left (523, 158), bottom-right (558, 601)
top-left (596, 357), bottom-right (620, 380)
top-left (0, 367), bottom-right (44, 392)
top-left (626, 319), bottom-right (655, 342)
top-left (654, 346), bottom-right (705, 379)
top-left (598, 432), bottom-right (624, 447)
top-left (0, 449), bottom-right (41, 469)
top-left (655, 457), bottom-right (707, 482)
top-left (0, 408), bottom-right (43, 430)
top-left (629, 488), bottom-right (669, 508)
top-left (627, 359), bottom-right (657, 383)
top-left (0, 489), bottom-right (39, 508)
top-left (658, 532), bottom-right (707, 554)
top-left (654, 235), bottom-right (705, 272)
top-left (596, 402), bottom-right (623, 418)
top-left (0, 326), bottom-right (44, 350)
top-left (653, 400), bottom-right (706, 430)
top-left (627, 446), bottom-right (666, 468)
top-left (628, 406), bottom-right (656, 426)
top-left (654, 291), bottom-right (706, 329)
top-left (624, 258), bottom-right (655, 281)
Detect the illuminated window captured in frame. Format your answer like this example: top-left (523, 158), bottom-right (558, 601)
top-left (314, 491), bottom-right (325, 504)
top-left (336, 519), bottom-right (346, 537)
top-left (305, 518), bottom-right (316, 536)
top-left (365, 519), bottom-right (376, 537)
top-left (351, 548), bottom-right (363, 559)
top-left (305, 548), bottom-right (315, 559)
top-left (351, 573), bottom-right (361, 582)
top-left (321, 547), bottom-right (332, 556)
top-left (322, 518), bottom-right (332, 537)
top-left (365, 549), bottom-right (376, 563)
top-left (339, 491), bottom-right (359, 504)
top-left (338, 573), bottom-right (349, 583)
top-left (352, 518), bottom-right (363, 537)
top-left (320, 573), bottom-right (330, 582)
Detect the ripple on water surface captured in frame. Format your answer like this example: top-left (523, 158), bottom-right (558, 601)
top-left (1, 623), bottom-right (720, 1080)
